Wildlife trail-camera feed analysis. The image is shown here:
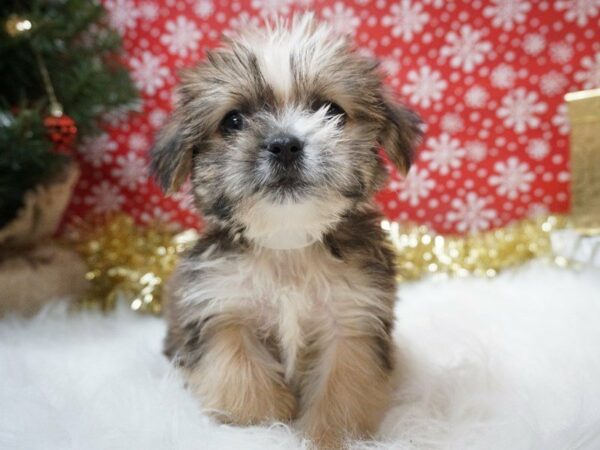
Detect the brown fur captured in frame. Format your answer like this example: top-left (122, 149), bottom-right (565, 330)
top-left (151, 15), bottom-right (422, 449)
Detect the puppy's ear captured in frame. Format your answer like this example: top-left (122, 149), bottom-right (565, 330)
top-left (378, 94), bottom-right (423, 176)
top-left (150, 119), bottom-right (192, 194)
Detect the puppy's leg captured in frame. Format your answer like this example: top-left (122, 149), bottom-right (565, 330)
top-left (298, 332), bottom-right (394, 449)
top-left (185, 320), bottom-right (297, 425)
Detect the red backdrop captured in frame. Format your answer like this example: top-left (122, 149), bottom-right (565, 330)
top-left (64, 0), bottom-right (600, 234)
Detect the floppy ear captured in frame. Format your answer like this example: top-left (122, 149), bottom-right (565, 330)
top-left (149, 119), bottom-right (193, 194)
top-left (378, 94), bottom-right (423, 176)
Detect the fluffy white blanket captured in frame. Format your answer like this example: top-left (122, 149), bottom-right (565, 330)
top-left (1, 262), bottom-right (599, 450)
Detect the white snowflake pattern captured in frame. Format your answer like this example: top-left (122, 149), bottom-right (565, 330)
top-left (483, 0), bottom-right (531, 31)
top-left (105, 0), bottom-right (139, 33)
top-left (79, 133), bottom-right (118, 167)
top-left (489, 157), bottom-right (535, 199)
top-left (394, 168), bottom-right (436, 206)
top-left (550, 42), bottom-right (574, 64)
top-left (251, 0), bottom-right (290, 17)
top-left (527, 203), bottom-right (549, 218)
top-left (112, 153), bottom-right (148, 189)
top-left (447, 193), bottom-right (497, 234)
top-left (523, 33), bottom-right (545, 55)
top-left (228, 12), bottom-right (261, 33)
top-left (526, 139), bottom-right (550, 160)
top-left (555, 0), bottom-right (600, 26)
top-left (401, 66), bottom-right (447, 108)
top-left (440, 25), bottom-right (492, 73)
top-left (194, 0), bottom-right (215, 18)
top-left (381, 56), bottom-right (401, 76)
top-left (574, 53), bottom-right (600, 89)
top-left (465, 141), bottom-right (488, 162)
top-left (491, 64), bottom-right (516, 89)
top-left (139, 2), bottom-right (159, 20)
top-left (540, 71), bottom-right (568, 96)
top-left (130, 52), bottom-right (170, 96)
top-left (381, 0), bottom-right (429, 42)
top-left (441, 113), bottom-right (464, 134)
top-left (552, 103), bottom-right (570, 135)
top-left (128, 133), bottom-right (150, 152)
top-left (172, 180), bottom-right (195, 210)
top-left (497, 88), bottom-right (548, 133)
top-left (148, 109), bottom-right (168, 128)
top-left (140, 206), bottom-right (174, 225)
top-left (465, 86), bottom-right (489, 108)
top-left (84, 181), bottom-right (125, 214)
top-left (321, 3), bottom-right (360, 35)
top-left (422, 133), bottom-right (466, 175)
top-left (161, 16), bottom-right (202, 58)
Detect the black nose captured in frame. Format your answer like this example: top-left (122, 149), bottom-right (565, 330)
top-left (265, 134), bottom-right (304, 165)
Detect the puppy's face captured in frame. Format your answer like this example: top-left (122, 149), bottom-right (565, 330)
top-left (152, 15), bottom-right (422, 248)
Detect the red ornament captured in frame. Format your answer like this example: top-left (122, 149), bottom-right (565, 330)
top-left (44, 114), bottom-right (77, 156)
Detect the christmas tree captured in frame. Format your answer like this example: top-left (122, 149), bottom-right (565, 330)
top-left (0, 0), bottom-right (137, 227)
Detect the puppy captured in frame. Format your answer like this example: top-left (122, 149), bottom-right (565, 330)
top-left (151, 14), bottom-right (422, 449)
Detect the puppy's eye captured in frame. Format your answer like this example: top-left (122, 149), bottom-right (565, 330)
top-left (220, 111), bottom-right (244, 133)
top-left (313, 101), bottom-right (346, 123)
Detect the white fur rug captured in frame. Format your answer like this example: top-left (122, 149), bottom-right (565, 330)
top-left (1, 262), bottom-right (599, 450)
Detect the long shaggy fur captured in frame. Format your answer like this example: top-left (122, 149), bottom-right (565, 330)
top-left (150, 14), bottom-right (422, 448)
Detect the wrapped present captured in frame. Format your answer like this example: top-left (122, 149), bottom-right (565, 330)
top-left (566, 88), bottom-right (600, 234)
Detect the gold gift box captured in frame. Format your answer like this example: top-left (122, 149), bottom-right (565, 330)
top-left (566, 88), bottom-right (600, 233)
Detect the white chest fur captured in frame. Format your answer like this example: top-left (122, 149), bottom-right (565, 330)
top-left (181, 244), bottom-right (379, 381)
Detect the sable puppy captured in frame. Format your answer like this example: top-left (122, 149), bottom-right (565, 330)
top-left (151, 14), bottom-right (422, 450)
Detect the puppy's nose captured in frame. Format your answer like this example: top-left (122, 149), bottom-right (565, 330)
top-left (265, 134), bottom-right (304, 165)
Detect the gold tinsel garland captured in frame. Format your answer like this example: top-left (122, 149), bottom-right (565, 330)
top-left (72, 214), bottom-right (566, 314)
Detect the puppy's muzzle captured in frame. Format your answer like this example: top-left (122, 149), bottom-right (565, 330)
top-left (265, 134), bottom-right (304, 167)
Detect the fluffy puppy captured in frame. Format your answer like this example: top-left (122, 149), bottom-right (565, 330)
top-left (151, 14), bottom-right (422, 450)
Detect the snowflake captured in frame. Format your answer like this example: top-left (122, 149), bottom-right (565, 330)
top-left (105, 0), bottom-right (139, 33)
top-left (322, 3), bottom-right (360, 35)
top-left (440, 25), bottom-right (492, 73)
top-left (128, 133), bottom-right (149, 152)
top-left (523, 33), bottom-right (545, 55)
top-left (79, 133), bottom-right (118, 167)
top-left (447, 193), bottom-right (497, 234)
top-left (497, 88), bottom-right (548, 133)
top-left (527, 203), bottom-right (549, 218)
top-left (465, 86), bottom-right (489, 108)
top-left (483, 0), bottom-right (531, 31)
top-left (394, 168), bottom-right (436, 206)
top-left (112, 153), bottom-right (148, 189)
top-left (552, 103), bottom-right (570, 135)
top-left (130, 52), bottom-right (170, 96)
top-left (550, 42), bottom-right (573, 64)
top-left (489, 157), bottom-right (535, 199)
top-left (381, 56), bottom-right (401, 76)
top-left (540, 71), bottom-right (568, 96)
top-left (251, 0), bottom-right (290, 17)
top-left (422, 133), bottom-right (465, 175)
top-left (465, 141), bottom-right (488, 162)
top-left (555, 0), bottom-right (600, 26)
top-left (441, 113), bottom-right (464, 134)
top-left (401, 66), bottom-right (447, 108)
top-left (194, 0), bottom-right (215, 18)
top-left (139, 2), bottom-right (159, 20)
top-left (228, 12), bottom-right (261, 33)
top-left (148, 109), bottom-right (168, 128)
top-left (526, 139), bottom-right (550, 160)
top-left (140, 206), bottom-right (174, 225)
top-left (381, 0), bottom-right (429, 42)
top-left (491, 64), bottom-right (516, 89)
top-left (161, 16), bottom-right (202, 58)
top-left (574, 53), bottom-right (600, 89)
top-left (84, 181), bottom-right (125, 214)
